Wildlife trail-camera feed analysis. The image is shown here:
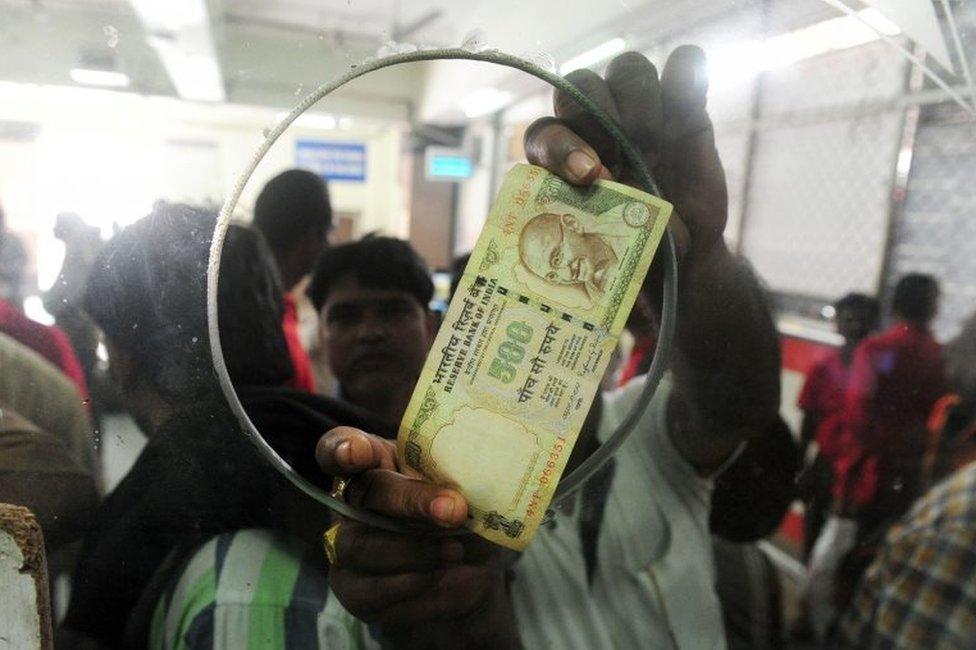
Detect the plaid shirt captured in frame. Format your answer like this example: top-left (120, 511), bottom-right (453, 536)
top-left (839, 460), bottom-right (976, 648)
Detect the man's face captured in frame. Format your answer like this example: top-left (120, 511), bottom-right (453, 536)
top-left (322, 275), bottom-right (435, 406)
top-left (519, 213), bottom-right (617, 293)
top-left (836, 306), bottom-right (874, 345)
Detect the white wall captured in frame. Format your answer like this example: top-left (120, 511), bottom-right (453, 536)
top-left (453, 119), bottom-right (496, 255)
top-left (0, 81), bottom-right (406, 293)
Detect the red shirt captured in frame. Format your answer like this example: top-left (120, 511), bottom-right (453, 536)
top-left (618, 334), bottom-right (656, 387)
top-left (0, 298), bottom-right (89, 401)
top-left (798, 348), bottom-right (850, 461)
top-left (282, 293), bottom-right (316, 393)
top-left (839, 323), bottom-right (946, 508)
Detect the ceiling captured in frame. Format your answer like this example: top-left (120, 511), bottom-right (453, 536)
top-left (0, 0), bottom-right (970, 124)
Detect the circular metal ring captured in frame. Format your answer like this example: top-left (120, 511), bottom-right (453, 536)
top-left (208, 47), bottom-right (679, 536)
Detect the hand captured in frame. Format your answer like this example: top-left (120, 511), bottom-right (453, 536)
top-left (316, 428), bottom-right (520, 648)
top-left (524, 46), bottom-right (728, 260)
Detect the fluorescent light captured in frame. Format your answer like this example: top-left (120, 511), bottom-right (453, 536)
top-left (859, 7), bottom-right (901, 37)
top-left (146, 36), bottom-right (224, 102)
top-left (337, 116), bottom-right (354, 130)
top-left (129, 0), bottom-right (205, 33)
top-left (708, 8), bottom-right (902, 87)
top-left (460, 88), bottom-right (513, 118)
top-left (559, 38), bottom-right (626, 75)
top-left (70, 68), bottom-right (130, 88)
top-left (132, 0), bottom-right (225, 102)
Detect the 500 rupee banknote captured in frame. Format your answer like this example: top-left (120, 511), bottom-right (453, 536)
top-left (398, 163), bottom-right (672, 550)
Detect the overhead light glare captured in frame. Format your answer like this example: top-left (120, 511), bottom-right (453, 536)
top-left (559, 38), bottom-right (626, 75)
top-left (148, 37), bottom-right (224, 102)
top-left (460, 88), bottom-right (513, 118)
top-left (129, 0), bottom-right (205, 33)
top-left (708, 8), bottom-right (902, 87)
top-left (70, 68), bottom-right (130, 88)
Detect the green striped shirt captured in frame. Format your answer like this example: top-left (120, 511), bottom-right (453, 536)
top-left (149, 529), bottom-right (377, 650)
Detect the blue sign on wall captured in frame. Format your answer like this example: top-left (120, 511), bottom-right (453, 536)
top-left (428, 154), bottom-right (473, 179)
top-left (425, 145), bottom-right (474, 181)
top-left (296, 140), bottom-right (367, 182)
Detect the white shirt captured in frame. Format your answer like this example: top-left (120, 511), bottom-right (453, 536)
top-left (512, 375), bottom-right (725, 649)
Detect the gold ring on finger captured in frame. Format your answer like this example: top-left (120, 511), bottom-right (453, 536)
top-left (330, 477), bottom-right (351, 503)
top-left (323, 521), bottom-right (342, 565)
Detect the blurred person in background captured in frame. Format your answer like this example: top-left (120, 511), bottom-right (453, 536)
top-left (0, 202), bottom-right (28, 308)
top-left (794, 293), bottom-right (879, 641)
top-left (43, 212), bottom-right (103, 384)
top-left (253, 169), bottom-right (333, 393)
top-left (797, 294), bottom-right (880, 557)
top-left (60, 205), bottom-right (384, 649)
top-left (0, 331), bottom-right (98, 485)
top-left (618, 291), bottom-right (658, 387)
top-left (0, 294), bottom-right (89, 402)
top-left (922, 311), bottom-right (976, 486)
top-left (839, 309), bottom-right (976, 647)
top-left (0, 407), bottom-right (98, 553)
top-left (840, 274), bottom-right (945, 530)
top-left (0, 204), bottom-right (89, 400)
top-left (808, 274), bottom-right (945, 640)
top-left (1, 327), bottom-right (100, 617)
top-left (1, 330), bottom-right (99, 554)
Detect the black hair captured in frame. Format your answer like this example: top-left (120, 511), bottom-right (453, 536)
top-left (84, 203), bottom-right (293, 402)
top-left (449, 252), bottom-right (471, 302)
top-left (892, 273), bottom-right (939, 323)
top-left (835, 292), bottom-right (880, 324)
top-left (306, 234), bottom-right (433, 311)
top-left (253, 169), bottom-right (332, 253)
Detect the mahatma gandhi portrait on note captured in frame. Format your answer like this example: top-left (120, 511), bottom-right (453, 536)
top-left (517, 212), bottom-right (619, 306)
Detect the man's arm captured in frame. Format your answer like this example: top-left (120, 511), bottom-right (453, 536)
top-left (524, 47), bottom-right (780, 472)
top-left (667, 245), bottom-right (781, 472)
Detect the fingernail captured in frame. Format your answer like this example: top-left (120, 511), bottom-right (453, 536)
top-left (566, 150), bottom-right (596, 182)
top-left (430, 495), bottom-right (457, 523)
top-left (337, 440), bottom-right (352, 466)
top-left (441, 540), bottom-right (464, 565)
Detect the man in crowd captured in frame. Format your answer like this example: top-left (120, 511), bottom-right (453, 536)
top-left (795, 293), bottom-right (879, 640)
top-left (0, 332), bottom-right (97, 480)
top-left (61, 207), bottom-right (383, 648)
top-left (43, 212), bottom-right (103, 383)
top-left (306, 234), bottom-right (440, 425)
top-left (839, 308), bottom-right (976, 647)
top-left (808, 274), bottom-right (946, 638)
top-left (798, 293), bottom-right (879, 557)
top-left (253, 169), bottom-right (333, 392)
top-left (0, 202), bottom-right (28, 308)
top-left (314, 45), bottom-right (782, 648)
top-left (1, 331), bottom-right (99, 554)
top-left (840, 274), bottom-right (945, 530)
